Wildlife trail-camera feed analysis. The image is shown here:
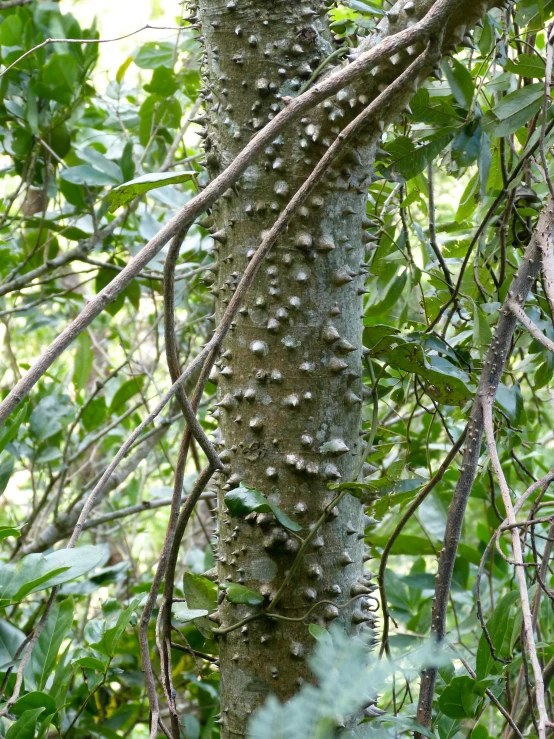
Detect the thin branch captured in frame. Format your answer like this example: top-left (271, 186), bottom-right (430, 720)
top-left (0, 25), bottom-right (188, 80)
top-left (427, 161), bottom-right (453, 290)
top-left (81, 492), bottom-right (215, 531)
top-left (0, 0), bottom-right (32, 8)
top-left (417, 196), bottom-right (554, 731)
top-left (508, 299), bottom-right (554, 354)
top-left (484, 394), bottom-right (549, 739)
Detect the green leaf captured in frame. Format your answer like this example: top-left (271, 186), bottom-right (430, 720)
top-left (369, 534), bottom-right (437, 556)
top-left (183, 573), bottom-right (218, 613)
top-left (79, 147), bottom-right (123, 184)
top-left (224, 484), bottom-right (301, 531)
top-left (473, 302), bottom-right (492, 351)
top-left (383, 343), bottom-right (473, 406)
top-left (505, 53), bottom-right (546, 78)
top-left (172, 605), bottom-right (209, 622)
top-left (11, 692), bottom-right (56, 720)
top-left (223, 583), bottom-right (264, 606)
top-left (6, 708), bottom-right (45, 739)
top-left (0, 455), bottom-right (15, 496)
top-left (0, 526), bottom-right (20, 542)
top-left (476, 591), bottom-right (519, 679)
top-left (438, 676), bottom-right (480, 719)
top-left (0, 546), bottom-right (105, 606)
top-left (0, 16), bottom-right (23, 46)
top-left (485, 82), bottom-right (544, 137)
top-left (308, 623), bottom-right (330, 642)
top-left (133, 40), bottom-right (175, 69)
top-left (27, 598), bottom-right (74, 691)
top-left (442, 58), bottom-right (475, 109)
top-left (107, 171), bottom-right (196, 212)
top-left (0, 403), bottom-right (27, 454)
top-left (0, 619), bottom-right (25, 671)
top-left (73, 333), bottom-right (94, 391)
top-left (42, 54), bottom-right (80, 93)
top-left (109, 376), bottom-right (145, 414)
top-left (91, 598), bottom-right (140, 657)
top-left (365, 272), bottom-right (408, 317)
top-left (495, 382), bottom-right (524, 425)
top-left (60, 165), bottom-right (120, 187)
top-left (73, 655), bottom-right (109, 672)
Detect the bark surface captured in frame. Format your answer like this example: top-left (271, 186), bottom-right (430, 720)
top-left (191, 1), bottom-right (497, 736)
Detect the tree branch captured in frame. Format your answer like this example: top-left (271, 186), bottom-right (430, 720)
top-left (483, 395), bottom-right (550, 739)
top-left (417, 196), bottom-right (554, 731)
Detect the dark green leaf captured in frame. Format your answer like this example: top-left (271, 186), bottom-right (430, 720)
top-left (183, 573), bottom-right (218, 613)
top-left (6, 708), bottom-right (45, 739)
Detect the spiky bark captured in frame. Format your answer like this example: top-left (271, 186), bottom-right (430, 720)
top-left (191, 1), bottom-right (497, 736)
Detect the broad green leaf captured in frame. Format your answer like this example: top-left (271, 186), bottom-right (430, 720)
top-left (484, 82), bottom-right (544, 137)
top-left (438, 676), bottom-right (480, 719)
top-left (183, 573), bottom-right (218, 613)
top-left (172, 605), bottom-right (209, 622)
top-left (386, 134), bottom-right (454, 181)
top-left (308, 623), bottom-right (330, 642)
top-left (11, 692), bottom-right (56, 720)
top-left (60, 165), bottom-right (120, 187)
top-left (0, 619), bottom-right (25, 671)
top-left (73, 656), bottom-right (108, 672)
top-left (0, 454), bottom-right (15, 496)
top-left (495, 382), bottom-right (524, 425)
top-left (79, 147), bottom-right (123, 184)
top-left (91, 598), bottom-right (140, 657)
top-left (73, 333), bottom-right (94, 391)
top-left (442, 58), bottom-right (475, 109)
top-left (224, 484), bottom-right (301, 531)
top-left (473, 302), bottom-right (492, 351)
top-left (0, 546), bottom-right (105, 606)
top-left (369, 534), bottom-right (437, 556)
top-left (0, 526), bottom-right (20, 542)
top-left (29, 395), bottom-right (72, 441)
top-left (6, 708), bottom-right (45, 739)
top-left (365, 272), bottom-right (408, 318)
top-left (0, 403), bottom-right (27, 454)
top-left (505, 53), bottom-right (546, 78)
top-left (383, 343), bottom-right (473, 405)
top-left (26, 598), bottom-right (74, 691)
top-left (0, 16), bottom-right (23, 47)
top-left (107, 171), bottom-right (196, 211)
top-left (133, 40), bottom-right (175, 69)
top-left (224, 583), bottom-right (264, 606)
top-left (109, 376), bottom-right (145, 414)
top-left (476, 591), bottom-right (519, 679)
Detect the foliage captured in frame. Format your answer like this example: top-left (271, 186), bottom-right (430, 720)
top-left (0, 0), bottom-right (553, 737)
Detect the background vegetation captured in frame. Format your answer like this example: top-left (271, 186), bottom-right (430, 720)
top-left (0, 0), bottom-right (554, 737)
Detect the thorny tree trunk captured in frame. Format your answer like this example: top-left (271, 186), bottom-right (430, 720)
top-left (190, 0), bottom-right (497, 736)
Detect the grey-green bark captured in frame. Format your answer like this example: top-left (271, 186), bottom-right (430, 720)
top-left (191, 0), bottom-right (498, 736)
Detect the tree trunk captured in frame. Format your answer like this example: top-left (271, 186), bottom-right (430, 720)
top-left (191, 0), bottom-right (496, 736)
